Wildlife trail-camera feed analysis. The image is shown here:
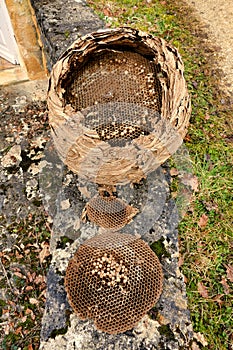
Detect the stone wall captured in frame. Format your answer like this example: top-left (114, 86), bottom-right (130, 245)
top-left (30, 0), bottom-right (104, 70)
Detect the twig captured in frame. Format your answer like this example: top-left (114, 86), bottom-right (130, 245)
top-left (0, 258), bottom-right (15, 293)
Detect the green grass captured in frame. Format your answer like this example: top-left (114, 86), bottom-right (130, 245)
top-left (87, 1), bottom-right (233, 349)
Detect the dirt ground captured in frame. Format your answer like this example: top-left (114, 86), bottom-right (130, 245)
top-left (184, 0), bottom-right (233, 95)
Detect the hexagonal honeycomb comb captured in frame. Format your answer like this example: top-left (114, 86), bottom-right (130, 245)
top-left (65, 232), bottom-right (163, 334)
top-left (82, 185), bottom-right (139, 230)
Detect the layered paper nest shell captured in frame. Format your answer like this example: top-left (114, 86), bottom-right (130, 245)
top-left (48, 27), bottom-right (191, 185)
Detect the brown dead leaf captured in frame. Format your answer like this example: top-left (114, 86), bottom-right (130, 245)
top-left (39, 289), bottom-right (47, 300)
top-left (197, 281), bottom-right (209, 298)
top-left (15, 326), bottom-right (22, 335)
top-left (193, 332), bottom-right (208, 346)
top-left (178, 255), bottom-right (184, 267)
top-left (15, 251), bottom-right (23, 259)
top-left (4, 323), bottom-right (11, 335)
top-left (25, 308), bottom-right (33, 315)
top-left (170, 167), bottom-right (179, 176)
top-left (29, 297), bottom-right (39, 305)
top-left (184, 133), bottom-right (191, 141)
top-left (212, 294), bottom-right (224, 306)
top-left (25, 286), bottom-right (33, 292)
top-left (180, 173), bottom-right (199, 192)
top-left (25, 308), bottom-right (36, 320)
top-left (203, 200), bottom-right (218, 212)
top-left (191, 341), bottom-right (201, 350)
top-left (103, 8), bottom-right (112, 17)
top-left (220, 277), bottom-right (230, 295)
top-left (13, 271), bottom-right (25, 279)
top-left (39, 241), bottom-right (50, 264)
top-left (21, 315), bottom-right (27, 323)
top-left (28, 344), bottom-right (33, 350)
top-left (198, 213), bottom-right (208, 229)
top-left (34, 274), bottom-right (45, 284)
top-left (225, 264), bottom-right (233, 282)
top-left (27, 271), bottom-right (36, 282)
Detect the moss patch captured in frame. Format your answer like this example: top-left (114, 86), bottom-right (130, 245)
top-left (150, 237), bottom-right (170, 260)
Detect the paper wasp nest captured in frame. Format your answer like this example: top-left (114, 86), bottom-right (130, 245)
top-left (65, 232), bottom-right (163, 334)
top-left (82, 188), bottom-right (139, 230)
top-left (48, 27), bottom-right (191, 186)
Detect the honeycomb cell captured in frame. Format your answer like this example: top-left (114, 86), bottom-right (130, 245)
top-left (64, 50), bottom-right (162, 149)
top-left (82, 188), bottom-right (139, 230)
top-left (65, 232), bottom-right (163, 334)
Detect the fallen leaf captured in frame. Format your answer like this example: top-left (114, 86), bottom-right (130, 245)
top-left (203, 200), bottom-right (218, 212)
top-left (179, 173), bottom-right (199, 192)
top-left (2, 309), bottom-right (9, 315)
top-left (225, 264), bottom-right (233, 282)
top-left (198, 213), bottom-right (208, 229)
top-left (193, 332), bottom-right (208, 346)
top-left (15, 326), bottom-right (22, 335)
top-left (25, 308), bottom-right (36, 320)
top-left (39, 241), bottom-right (50, 264)
top-left (184, 134), bottom-right (191, 141)
top-left (170, 167), bottom-right (179, 176)
top-left (197, 281), bottom-right (209, 298)
top-left (191, 341), bottom-right (201, 350)
top-left (13, 271), bottom-right (25, 279)
top-left (15, 251), bottom-right (24, 259)
top-left (25, 308), bottom-right (33, 315)
top-left (39, 289), bottom-right (47, 300)
top-left (212, 294), bottom-right (224, 306)
top-left (28, 344), bottom-right (33, 350)
top-left (27, 271), bottom-right (36, 282)
top-left (178, 255), bottom-right (184, 267)
top-left (4, 323), bottom-right (10, 335)
top-left (34, 274), bottom-right (45, 284)
top-left (183, 274), bottom-right (188, 284)
top-left (21, 316), bottom-right (27, 323)
top-left (25, 286), bottom-right (33, 291)
top-left (221, 277), bottom-right (230, 295)
top-left (29, 297), bottom-right (39, 305)
top-left (103, 8), bottom-right (112, 17)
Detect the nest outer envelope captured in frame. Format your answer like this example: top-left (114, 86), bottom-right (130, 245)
top-left (47, 27), bottom-right (191, 185)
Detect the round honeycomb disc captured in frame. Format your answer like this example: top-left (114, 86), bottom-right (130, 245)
top-left (83, 193), bottom-right (139, 230)
top-left (65, 232), bottom-right (163, 334)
